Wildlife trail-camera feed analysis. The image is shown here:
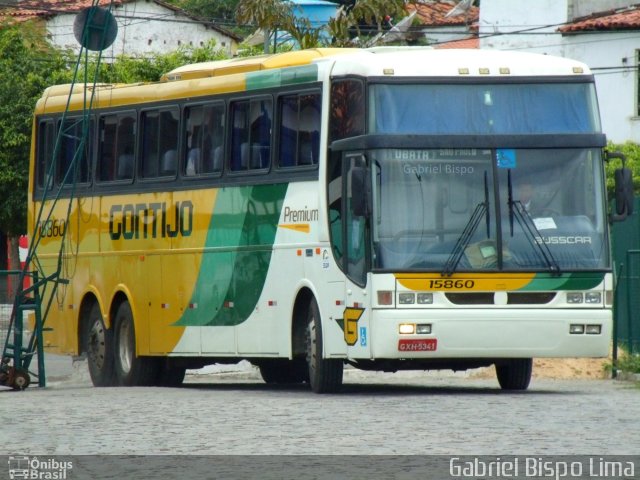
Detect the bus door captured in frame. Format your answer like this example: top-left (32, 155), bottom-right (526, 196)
top-left (340, 152), bottom-right (372, 359)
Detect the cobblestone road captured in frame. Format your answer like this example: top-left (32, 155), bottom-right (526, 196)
top-left (1, 356), bottom-right (638, 456)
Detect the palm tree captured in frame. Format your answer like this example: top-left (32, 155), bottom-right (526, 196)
top-left (236, 0), bottom-right (293, 52)
top-left (328, 0), bottom-right (411, 46)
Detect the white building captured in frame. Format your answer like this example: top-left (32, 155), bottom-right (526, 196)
top-left (479, 0), bottom-right (640, 143)
top-left (2, 0), bottom-right (241, 58)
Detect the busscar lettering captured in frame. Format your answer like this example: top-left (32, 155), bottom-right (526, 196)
top-left (535, 236), bottom-right (592, 245)
top-left (109, 200), bottom-right (193, 240)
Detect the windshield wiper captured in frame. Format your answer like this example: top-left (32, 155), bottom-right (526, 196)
top-left (507, 171), bottom-right (561, 275)
top-left (442, 171), bottom-right (491, 276)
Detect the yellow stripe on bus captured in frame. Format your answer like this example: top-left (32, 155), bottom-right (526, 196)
top-left (279, 223), bottom-right (310, 233)
top-left (395, 272), bottom-right (536, 291)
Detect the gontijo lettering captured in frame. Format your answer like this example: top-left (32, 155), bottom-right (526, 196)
top-left (109, 201), bottom-right (193, 240)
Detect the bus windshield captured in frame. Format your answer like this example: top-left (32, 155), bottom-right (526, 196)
top-left (369, 82), bottom-right (601, 134)
top-left (370, 148), bottom-right (609, 272)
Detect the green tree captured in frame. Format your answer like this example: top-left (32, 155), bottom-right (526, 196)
top-left (77, 39), bottom-right (228, 84)
top-left (0, 25), bottom-right (68, 243)
top-left (0, 26), bottom-right (228, 274)
top-left (606, 141), bottom-right (640, 197)
top-left (236, 0), bottom-right (294, 52)
top-left (164, 0), bottom-right (250, 36)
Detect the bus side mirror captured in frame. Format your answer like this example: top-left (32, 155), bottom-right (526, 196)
top-left (351, 166), bottom-right (371, 217)
top-left (608, 152), bottom-right (634, 221)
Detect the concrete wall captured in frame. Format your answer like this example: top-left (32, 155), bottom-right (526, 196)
top-left (565, 32), bottom-right (640, 142)
top-left (479, 0), bottom-right (567, 55)
top-left (480, 0), bottom-right (638, 143)
top-left (48, 0), bottom-right (237, 58)
top-left (569, 0), bottom-right (637, 20)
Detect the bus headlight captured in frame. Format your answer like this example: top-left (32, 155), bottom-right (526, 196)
top-left (585, 324), bottom-right (602, 335)
top-left (416, 324), bottom-right (432, 334)
top-left (398, 293), bottom-right (415, 305)
top-left (566, 292), bottom-right (583, 304)
top-left (417, 293), bottom-right (433, 304)
top-left (399, 323), bottom-right (415, 334)
top-left (570, 324), bottom-right (585, 334)
top-left (585, 292), bottom-right (602, 304)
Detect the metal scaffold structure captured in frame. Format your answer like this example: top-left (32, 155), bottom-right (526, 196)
top-left (0, 1), bottom-right (117, 389)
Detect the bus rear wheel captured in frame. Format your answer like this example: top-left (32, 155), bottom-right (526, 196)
top-left (306, 298), bottom-right (343, 393)
top-left (113, 301), bottom-right (158, 386)
top-left (85, 303), bottom-right (116, 387)
top-left (496, 358), bottom-right (533, 390)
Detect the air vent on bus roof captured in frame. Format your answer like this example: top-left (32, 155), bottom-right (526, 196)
top-left (161, 48), bottom-right (355, 82)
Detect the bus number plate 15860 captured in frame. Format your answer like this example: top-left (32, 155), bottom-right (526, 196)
top-left (398, 339), bottom-right (437, 352)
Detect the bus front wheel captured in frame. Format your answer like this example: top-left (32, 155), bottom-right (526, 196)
top-left (85, 303), bottom-right (117, 387)
top-left (306, 298), bottom-right (343, 393)
top-left (113, 301), bottom-right (158, 386)
top-left (496, 358), bottom-right (533, 390)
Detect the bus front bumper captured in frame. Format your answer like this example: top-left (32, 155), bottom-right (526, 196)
top-left (368, 308), bottom-right (612, 359)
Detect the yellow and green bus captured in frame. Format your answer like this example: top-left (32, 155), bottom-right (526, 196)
top-left (30, 48), bottom-right (627, 392)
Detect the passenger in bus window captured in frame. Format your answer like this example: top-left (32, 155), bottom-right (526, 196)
top-left (518, 181), bottom-right (538, 215)
top-left (519, 182), bottom-right (533, 211)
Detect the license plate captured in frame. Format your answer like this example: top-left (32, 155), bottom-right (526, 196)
top-left (398, 338), bottom-right (437, 352)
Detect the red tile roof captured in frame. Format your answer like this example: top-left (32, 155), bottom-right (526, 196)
top-left (2, 0), bottom-right (126, 23)
top-left (407, 1), bottom-right (479, 26)
top-left (0, 0), bottom-right (241, 40)
top-left (560, 5), bottom-right (640, 32)
top-left (435, 36), bottom-right (479, 49)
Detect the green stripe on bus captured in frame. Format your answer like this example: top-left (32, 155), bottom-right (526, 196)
top-left (246, 64), bottom-right (319, 91)
top-left (521, 272), bottom-right (605, 291)
top-left (174, 183), bottom-right (289, 327)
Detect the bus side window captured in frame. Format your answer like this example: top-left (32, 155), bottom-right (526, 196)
top-left (141, 108), bottom-right (178, 179)
top-left (278, 92), bottom-right (321, 168)
top-left (116, 115), bottom-right (136, 181)
top-left (55, 117), bottom-right (92, 185)
top-left (36, 119), bottom-right (55, 190)
top-left (230, 97), bottom-right (272, 172)
top-left (249, 99), bottom-right (272, 169)
top-left (98, 112), bottom-right (136, 182)
top-left (98, 115), bottom-right (117, 182)
top-left (201, 103), bottom-right (225, 175)
top-left (230, 101), bottom-right (249, 171)
top-left (330, 79), bottom-right (364, 142)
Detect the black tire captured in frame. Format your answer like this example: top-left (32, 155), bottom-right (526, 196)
top-left (85, 303), bottom-right (117, 387)
top-left (258, 358), bottom-right (309, 384)
top-left (306, 298), bottom-right (343, 393)
top-left (496, 358), bottom-right (533, 391)
top-left (113, 301), bottom-right (158, 386)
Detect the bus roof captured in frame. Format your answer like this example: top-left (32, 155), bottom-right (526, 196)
top-left (35, 48), bottom-right (592, 115)
top-left (161, 48), bottom-right (356, 81)
top-left (162, 47), bottom-right (593, 82)
top-left (329, 47), bottom-right (592, 78)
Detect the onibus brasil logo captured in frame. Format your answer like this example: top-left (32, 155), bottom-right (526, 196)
top-left (8, 456), bottom-right (73, 479)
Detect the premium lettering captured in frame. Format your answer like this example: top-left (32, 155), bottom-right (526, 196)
top-left (283, 206), bottom-right (318, 223)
